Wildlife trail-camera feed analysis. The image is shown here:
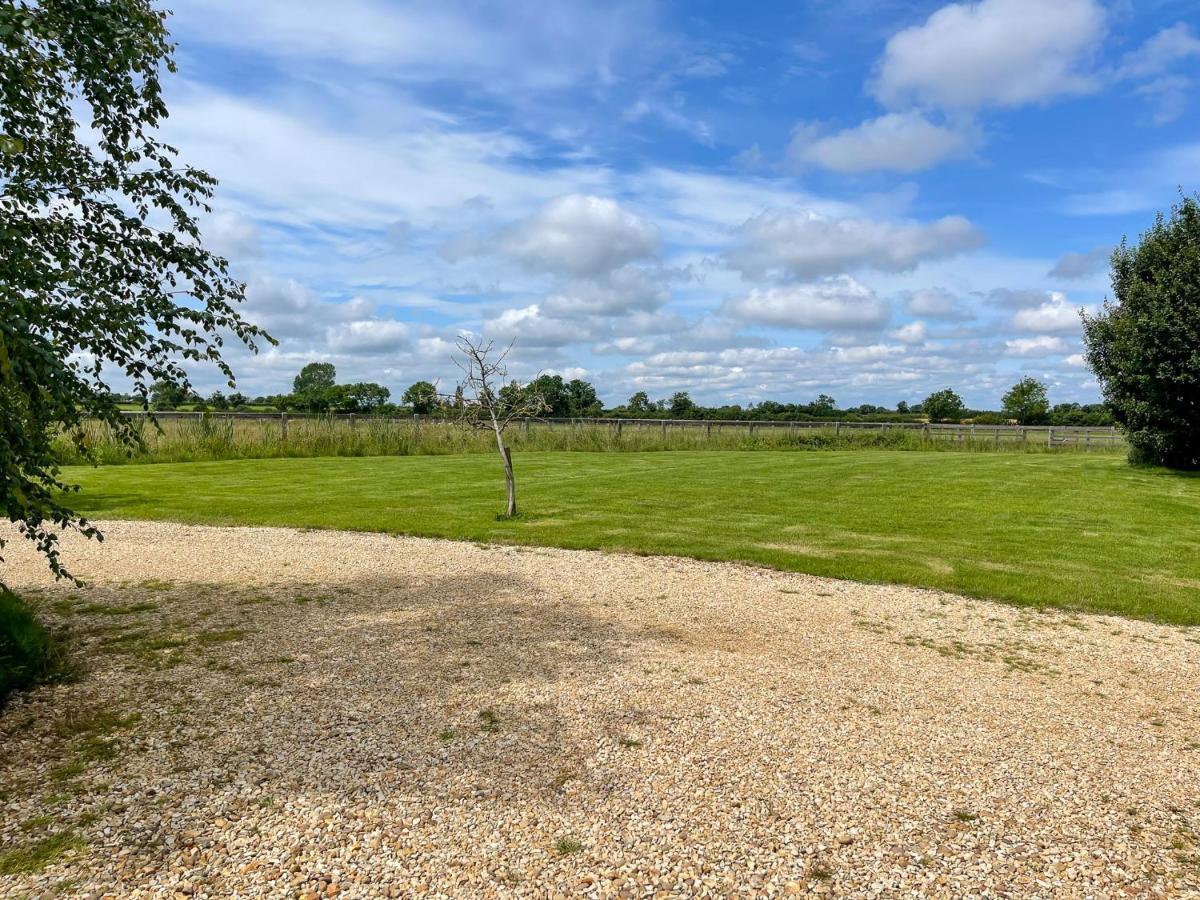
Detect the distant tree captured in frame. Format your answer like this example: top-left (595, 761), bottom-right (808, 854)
top-left (1002, 378), bottom-right (1049, 425)
top-left (450, 337), bottom-right (547, 518)
top-left (922, 388), bottom-right (966, 422)
top-left (207, 390), bottom-right (230, 411)
top-left (896, 401), bottom-right (910, 414)
top-left (528, 374), bottom-right (568, 417)
top-left (150, 380), bottom-right (189, 411)
top-left (292, 362), bottom-right (336, 411)
top-left (669, 391), bottom-right (696, 417)
top-left (627, 391), bottom-right (654, 416)
top-left (228, 392), bottom-right (248, 409)
top-left (1084, 194), bottom-right (1200, 468)
top-left (563, 379), bottom-right (601, 417)
top-left (809, 394), bottom-right (837, 417)
top-left (402, 380), bottom-right (439, 415)
top-left (329, 382), bottom-right (390, 413)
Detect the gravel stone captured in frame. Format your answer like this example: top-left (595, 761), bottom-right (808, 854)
top-left (1, 520), bottom-right (1199, 897)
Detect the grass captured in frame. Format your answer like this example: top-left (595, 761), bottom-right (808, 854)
top-left (1, 587), bottom-right (72, 708)
top-left (0, 830), bottom-right (86, 875)
top-left (54, 415), bottom-right (1119, 465)
top-left (60, 450), bottom-right (1200, 624)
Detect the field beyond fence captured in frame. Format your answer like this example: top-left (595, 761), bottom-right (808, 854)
top-left (53, 412), bottom-right (1125, 466)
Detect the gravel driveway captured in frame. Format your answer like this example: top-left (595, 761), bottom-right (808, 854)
top-left (2, 521), bottom-right (1199, 898)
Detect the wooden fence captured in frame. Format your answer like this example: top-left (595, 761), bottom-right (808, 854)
top-left (120, 411), bottom-right (1124, 449)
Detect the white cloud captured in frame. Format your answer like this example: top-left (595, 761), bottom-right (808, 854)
top-left (889, 321), bottom-right (929, 344)
top-left (1012, 293), bottom-right (1086, 333)
top-left (725, 208), bottom-right (984, 281)
top-left (541, 266), bottom-right (671, 317)
top-left (989, 288), bottom-right (1056, 309)
top-left (326, 320), bottom-right (411, 355)
top-left (242, 276), bottom-right (373, 341)
top-left (1048, 246), bottom-right (1109, 279)
top-left (1005, 335), bottom-right (1067, 356)
top-left (206, 210), bottom-right (263, 260)
top-left (171, 0), bottom-right (657, 93)
top-left (905, 287), bottom-right (969, 319)
top-left (873, 0), bottom-right (1105, 110)
top-left (788, 113), bottom-right (974, 174)
top-left (1115, 23), bottom-right (1200, 81)
top-left (1064, 353), bottom-right (1086, 367)
top-left (722, 277), bottom-right (890, 330)
top-left (445, 195), bottom-right (660, 278)
top-left (482, 304), bottom-right (587, 348)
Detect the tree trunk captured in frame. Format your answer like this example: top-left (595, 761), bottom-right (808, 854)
top-left (502, 445), bottom-right (516, 517)
top-left (492, 422), bottom-right (517, 517)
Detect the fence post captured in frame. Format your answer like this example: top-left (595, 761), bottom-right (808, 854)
top-left (615, 420), bottom-right (623, 439)
top-left (348, 414), bottom-right (356, 430)
top-left (923, 422), bottom-right (930, 441)
top-left (1047, 427), bottom-right (1053, 447)
top-left (834, 421), bottom-right (841, 436)
top-left (661, 420), bottom-right (667, 439)
top-left (280, 412), bottom-right (288, 440)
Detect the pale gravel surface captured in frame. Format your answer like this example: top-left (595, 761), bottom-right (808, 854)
top-left (1, 521), bottom-right (1199, 899)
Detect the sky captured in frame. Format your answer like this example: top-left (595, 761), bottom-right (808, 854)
top-left (160, 0), bottom-right (1200, 409)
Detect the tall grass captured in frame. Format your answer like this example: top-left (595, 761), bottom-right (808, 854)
top-left (51, 415), bottom-right (1124, 466)
top-left (1, 588), bottom-right (72, 708)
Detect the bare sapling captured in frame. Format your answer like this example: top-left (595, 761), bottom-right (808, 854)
top-left (450, 336), bottom-right (548, 517)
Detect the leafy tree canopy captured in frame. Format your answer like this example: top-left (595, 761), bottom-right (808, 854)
top-left (1, 0), bottom-right (268, 579)
top-left (402, 380), bottom-right (439, 415)
top-left (1084, 194), bottom-right (1200, 468)
top-left (922, 389), bottom-right (966, 423)
top-left (1001, 378), bottom-right (1049, 425)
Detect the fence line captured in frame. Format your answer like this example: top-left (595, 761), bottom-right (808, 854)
top-left (118, 411), bottom-right (1124, 449)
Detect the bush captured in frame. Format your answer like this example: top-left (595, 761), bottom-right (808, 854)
top-left (1084, 194), bottom-right (1200, 469)
top-left (0, 587), bottom-right (69, 707)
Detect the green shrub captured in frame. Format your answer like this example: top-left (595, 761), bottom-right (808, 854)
top-left (0, 588), bottom-right (70, 707)
top-left (1083, 194), bottom-right (1200, 469)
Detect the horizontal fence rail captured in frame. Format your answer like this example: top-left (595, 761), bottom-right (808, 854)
top-left (116, 411), bottom-right (1125, 449)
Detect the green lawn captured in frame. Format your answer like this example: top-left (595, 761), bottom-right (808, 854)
top-left (61, 451), bottom-right (1200, 624)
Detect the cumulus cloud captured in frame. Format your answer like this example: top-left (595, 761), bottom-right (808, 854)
top-left (482, 304), bottom-right (589, 348)
top-left (904, 287), bottom-right (970, 320)
top-left (873, 0), bottom-right (1105, 110)
top-left (541, 266), bottom-right (672, 316)
top-left (787, 113), bottom-right (974, 174)
top-left (724, 209), bottom-right (983, 281)
top-left (1048, 246), bottom-right (1110, 279)
top-left (989, 288), bottom-right (1057, 309)
top-left (446, 194), bottom-right (660, 278)
top-left (242, 276), bottom-right (373, 341)
top-left (1005, 335), bottom-right (1067, 356)
top-left (889, 321), bottom-right (929, 344)
top-left (206, 210), bottom-right (264, 260)
top-left (1012, 293), bottom-right (1086, 333)
top-left (722, 276), bottom-right (890, 330)
top-left (326, 320), bottom-right (411, 354)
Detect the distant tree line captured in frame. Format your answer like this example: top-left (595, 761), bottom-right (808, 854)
top-left (145, 366), bottom-right (1112, 427)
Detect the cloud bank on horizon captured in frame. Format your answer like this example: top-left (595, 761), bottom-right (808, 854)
top-left (165, 0), bottom-right (1200, 408)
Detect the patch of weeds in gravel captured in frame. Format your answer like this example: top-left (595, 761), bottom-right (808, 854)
top-left (554, 838), bottom-right (583, 856)
top-left (477, 708), bottom-right (501, 732)
top-left (197, 628), bottom-right (253, 644)
top-left (19, 815), bottom-right (54, 833)
top-left (0, 830), bottom-right (86, 875)
top-left (953, 809), bottom-right (979, 823)
top-left (75, 601), bottom-right (159, 616)
top-left (438, 728), bottom-right (457, 743)
top-left (617, 736), bottom-right (642, 748)
top-left (136, 578), bottom-right (173, 592)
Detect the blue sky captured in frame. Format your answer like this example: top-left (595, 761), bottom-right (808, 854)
top-left (162, 0), bottom-right (1200, 408)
